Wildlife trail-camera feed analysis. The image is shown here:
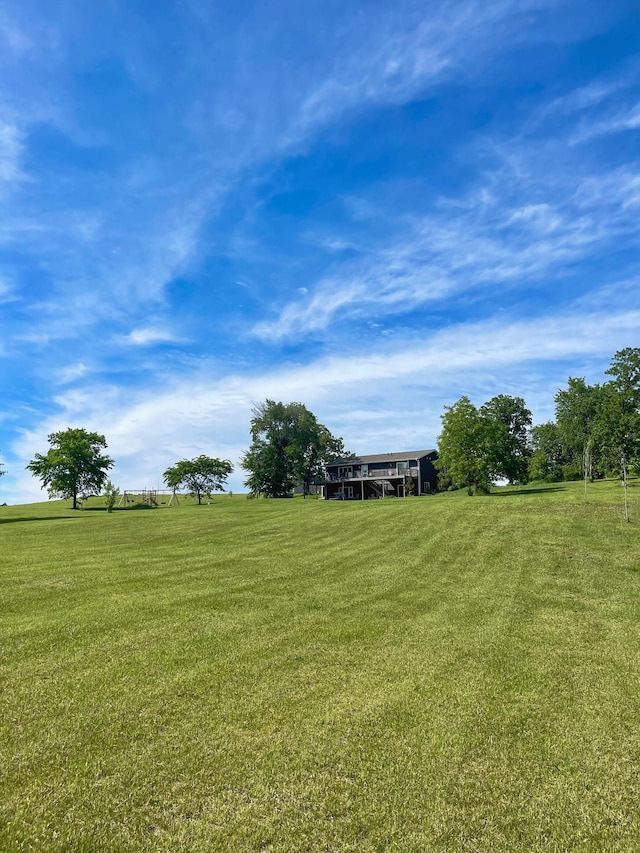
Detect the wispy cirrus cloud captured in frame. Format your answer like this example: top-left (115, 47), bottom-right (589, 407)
top-left (0, 121), bottom-right (25, 191)
top-left (0, 276), bottom-right (18, 303)
top-left (1, 0), bottom-right (536, 357)
top-left (252, 157), bottom-right (640, 341)
top-left (1, 0), bottom-right (638, 507)
top-left (119, 327), bottom-right (183, 346)
top-left (570, 102), bottom-right (640, 144)
top-left (529, 58), bottom-right (640, 144)
top-left (1, 0), bottom-right (622, 352)
top-left (240, 0), bottom-right (574, 154)
top-left (542, 75), bottom-right (634, 119)
top-left (54, 362), bottom-right (89, 385)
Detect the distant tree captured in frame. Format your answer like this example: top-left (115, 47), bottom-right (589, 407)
top-left (242, 400), bottom-right (346, 498)
top-left (528, 422), bottom-right (565, 482)
top-left (163, 456), bottom-right (233, 505)
top-left (26, 428), bottom-right (114, 509)
top-left (481, 394), bottom-right (532, 484)
top-left (102, 480), bottom-right (120, 513)
top-left (555, 378), bottom-right (603, 488)
top-left (599, 348), bottom-right (640, 522)
top-left (437, 397), bottom-right (493, 495)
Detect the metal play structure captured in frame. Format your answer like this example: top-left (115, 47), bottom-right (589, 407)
top-left (116, 489), bottom-right (179, 508)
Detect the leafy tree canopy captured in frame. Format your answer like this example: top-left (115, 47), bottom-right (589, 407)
top-left (163, 456), bottom-right (233, 504)
top-left (102, 480), bottom-right (120, 513)
top-left (555, 377), bottom-right (603, 480)
top-left (437, 396), bottom-right (494, 495)
top-left (600, 348), bottom-right (640, 521)
top-left (26, 428), bottom-right (114, 509)
top-left (242, 400), bottom-right (346, 497)
top-left (480, 394), bottom-right (532, 484)
top-left (528, 421), bottom-right (565, 482)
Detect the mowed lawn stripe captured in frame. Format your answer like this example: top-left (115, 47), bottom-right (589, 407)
top-left (1, 482), bottom-right (640, 851)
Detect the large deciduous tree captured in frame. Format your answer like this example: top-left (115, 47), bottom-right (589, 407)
top-left (163, 456), bottom-right (233, 504)
top-left (26, 428), bottom-right (114, 509)
top-left (291, 420), bottom-right (347, 498)
top-left (480, 394), bottom-right (532, 484)
top-left (242, 400), bottom-right (346, 498)
top-left (437, 396), bottom-right (494, 495)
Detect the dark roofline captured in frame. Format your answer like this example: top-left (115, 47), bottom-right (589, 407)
top-left (327, 450), bottom-right (437, 466)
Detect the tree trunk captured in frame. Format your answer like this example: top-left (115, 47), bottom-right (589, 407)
top-left (583, 439), bottom-right (592, 502)
top-left (622, 451), bottom-right (629, 523)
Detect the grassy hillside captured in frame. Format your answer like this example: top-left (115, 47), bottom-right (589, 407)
top-left (1, 482), bottom-right (639, 851)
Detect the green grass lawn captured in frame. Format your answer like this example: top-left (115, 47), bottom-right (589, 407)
top-left (1, 481), bottom-right (640, 851)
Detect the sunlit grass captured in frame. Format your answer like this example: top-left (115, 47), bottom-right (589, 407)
top-left (1, 481), bottom-right (639, 851)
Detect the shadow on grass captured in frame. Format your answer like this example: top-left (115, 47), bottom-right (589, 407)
top-left (83, 505), bottom-right (157, 512)
top-left (490, 486), bottom-right (567, 497)
top-left (0, 515), bottom-right (80, 524)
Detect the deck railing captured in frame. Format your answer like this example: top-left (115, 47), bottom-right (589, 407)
top-left (325, 467), bottom-right (418, 482)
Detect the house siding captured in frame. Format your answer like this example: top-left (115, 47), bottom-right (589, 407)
top-left (323, 450), bottom-right (438, 500)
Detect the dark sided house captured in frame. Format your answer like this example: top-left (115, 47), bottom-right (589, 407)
top-left (322, 450), bottom-right (438, 500)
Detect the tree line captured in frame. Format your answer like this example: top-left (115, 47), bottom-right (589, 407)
top-left (14, 400), bottom-right (348, 508)
top-left (437, 348), bottom-right (640, 519)
top-left (21, 429), bottom-right (235, 511)
top-left (9, 347), bottom-right (639, 515)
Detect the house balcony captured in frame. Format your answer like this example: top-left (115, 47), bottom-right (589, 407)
top-left (325, 467), bottom-right (418, 482)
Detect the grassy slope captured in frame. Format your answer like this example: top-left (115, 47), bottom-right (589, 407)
top-left (1, 482), bottom-right (639, 852)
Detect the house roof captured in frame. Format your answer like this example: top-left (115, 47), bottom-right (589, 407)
top-left (326, 450), bottom-right (437, 467)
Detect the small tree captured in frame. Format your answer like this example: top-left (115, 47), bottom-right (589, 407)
top-left (26, 428), bottom-right (114, 509)
top-left (163, 456), bottom-right (233, 505)
top-left (600, 348), bottom-right (640, 522)
top-left (103, 480), bottom-right (120, 513)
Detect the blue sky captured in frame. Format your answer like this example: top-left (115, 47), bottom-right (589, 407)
top-left (1, 0), bottom-right (639, 502)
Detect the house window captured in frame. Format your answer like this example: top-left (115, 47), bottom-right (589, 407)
top-left (397, 461), bottom-right (408, 474)
top-left (345, 485), bottom-right (354, 499)
top-left (338, 466), bottom-right (352, 479)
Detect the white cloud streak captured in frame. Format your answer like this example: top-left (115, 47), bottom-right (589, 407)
top-left (119, 328), bottom-right (183, 346)
top-left (4, 0), bottom-right (633, 347)
top-left (570, 103), bottom-right (640, 144)
top-left (253, 162), bottom-right (640, 340)
top-left (7, 297), bottom-right (637, 503)
top-left (0, 121), bottom-right (25, 190)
